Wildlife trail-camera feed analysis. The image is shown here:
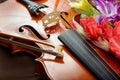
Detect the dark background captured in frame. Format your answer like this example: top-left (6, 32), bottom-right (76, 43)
top-left (0, 45), bottom-right (40, 80)
top-left (0, 0), bottom-right (7, 3)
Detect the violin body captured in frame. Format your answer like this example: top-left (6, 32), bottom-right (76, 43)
top-left (35, 45), bottom-right (95, 80)
top-left (0, 0), bottom-right (120, 80)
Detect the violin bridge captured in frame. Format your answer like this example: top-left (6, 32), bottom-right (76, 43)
top-left (41, 11), bottom-right (61, 27)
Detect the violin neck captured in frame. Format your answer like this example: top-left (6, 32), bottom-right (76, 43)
top-left (58, 30), bottom-right (120, 80)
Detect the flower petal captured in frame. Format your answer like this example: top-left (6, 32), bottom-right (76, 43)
top-left (109, 35), bottom-right (120, 59)
top-left (113, 21), bottom-right (120, 35)
top-left (96, 15), bottom-right (105, 24)
top-left (69, 0), bottom-right (98, 16)
top-left (101, 21), bottom-right (113, 40)
top-left (80, 16), bottom-right (102, 39)
top-left (95, 0), bottom-right (108, 15)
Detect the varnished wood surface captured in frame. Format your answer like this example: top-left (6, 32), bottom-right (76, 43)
top-left (0, 0), bottom-right (120, 80)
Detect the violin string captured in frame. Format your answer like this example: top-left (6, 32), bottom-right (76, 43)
top-left (40, 0), bottom-right (73, 29)
top-left (57, 0), bottom-right (71, 11)
top-left (54, 0), bottom-right (60, 11)
top-left (40, 0), bottom-right (71, 14)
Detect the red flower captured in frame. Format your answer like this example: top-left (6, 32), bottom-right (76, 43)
top-left (113, 21), bottom-right (120, 36)
top-left (80, 16), bottom-right (102, 39)
top-left (108, 21), bottom-right (120, 59)
top-left (109, 35), bottom-right (120, 58)
top-left (79, 16), bottom-right (120, 59)
top-left (101, 21), bottom-right (113, 40)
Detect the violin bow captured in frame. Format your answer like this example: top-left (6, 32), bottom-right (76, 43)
top-left (0, 32), bottom-right (63, 58)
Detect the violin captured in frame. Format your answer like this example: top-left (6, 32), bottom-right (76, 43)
top-left (0, 0), bottom-right (120, 80)
top-left (18, 0), bottom-right (120, 79)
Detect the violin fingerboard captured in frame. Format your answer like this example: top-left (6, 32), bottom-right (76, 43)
top-left (58, 30), bottom-right (120, 80)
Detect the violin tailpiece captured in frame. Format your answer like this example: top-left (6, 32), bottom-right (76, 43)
top-left (58, 30), bottom-right (120, 80)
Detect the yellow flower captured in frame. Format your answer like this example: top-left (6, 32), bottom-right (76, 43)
top-left (69, 0), bottom-right (98, 16)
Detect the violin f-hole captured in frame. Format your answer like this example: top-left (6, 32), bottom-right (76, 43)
top-left (19, 25), bottom-right (50, 40)
top-left (60, 12), bottom-right (73, 29)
